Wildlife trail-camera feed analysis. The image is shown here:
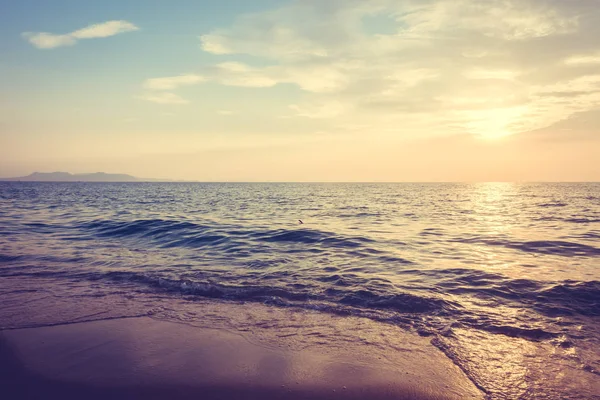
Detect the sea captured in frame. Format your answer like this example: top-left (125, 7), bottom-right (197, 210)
top-left (0, 182), bottom-right (598, 399)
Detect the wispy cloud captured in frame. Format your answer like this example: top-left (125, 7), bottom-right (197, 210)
top-left (136, 74), bottom-right (204, 105)
top-left (143, 74), bottom-right (205, 90)
top-left (134, 0), bottom-right (599, 138)
top-left (23, 20), bottom-right (139, 49)
top-left (69, 20), bottom-right (139, 39)
top-left (136, 92), bottom-right (189, 105)
top-left (564, 53), bottom-right (600, 65)
top-left (189, 0), bottom-right (600, 138)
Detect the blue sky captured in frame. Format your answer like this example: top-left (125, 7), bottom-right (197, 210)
top-left (1, 0), bottom-right (285, 109)
top-left (1, 0), bottom-right (599, 181)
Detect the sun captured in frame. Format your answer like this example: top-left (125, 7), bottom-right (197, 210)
top-left (466, 106), bottom-right (530, 140)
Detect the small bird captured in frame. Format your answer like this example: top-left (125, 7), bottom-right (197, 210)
top-left (298, 220), bottom-right (304, 224)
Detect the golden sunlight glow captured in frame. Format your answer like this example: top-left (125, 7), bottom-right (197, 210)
top-left (465, 106), bottom-right (531, 139)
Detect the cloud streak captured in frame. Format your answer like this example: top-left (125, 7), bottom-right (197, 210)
top-left (137, 74), bottom-right (204, 105)
top-left (136, 92), bottom-right (189, 105)
top-left (143, 74), bottom-right (205, 90)
top-left (193, 0), bottom-right (600, 138)
top-left (139, 0), bottom-right (600, 139)
top-left (23, 20), bottom-right (139, 49)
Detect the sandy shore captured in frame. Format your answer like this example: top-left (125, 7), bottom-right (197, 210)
top-left (0, 316), bottom-right (483, 400)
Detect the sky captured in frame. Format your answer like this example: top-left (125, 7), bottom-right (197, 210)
top-left (1, 0), bottom-right (599, 181)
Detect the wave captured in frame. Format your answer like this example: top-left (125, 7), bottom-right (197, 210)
top-left (254, 228), bottom-right (375, 248)
top-left (451, 236), bottom-right (600, 257)
top-left (437, 269), bottom-right (600, 318)
top-left (2, 266), bottom-right (580, 343)
top-left (94, 271), bottom-right (453, 315)
top-left (537, 202), bottom-right (568, 208)
top-left (563, 231), bottom-right (600, 240)
top-left (1, 259), bottom-right (597, 351)
top-left (83, 219), bottom-right (202, 238)
top-left (93, 270), bottom-right (578, 344)
top-left (535, 281), bottom-right (600, 317)
top-left (2, 207), bottom-right (599, 351)
top-left (338, 289), bottom-right (454, 314)
top-left (564, 218), bottom-right (600, 224)
top-left (533, 216), bottom-right (600, 224)
top-left (76, 218), bottom-right (404, 264)
top-left (0, 254), bottom-right (24, 262)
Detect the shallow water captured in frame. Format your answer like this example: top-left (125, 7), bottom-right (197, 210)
top-left (0, 182), bottom-right (599, 399)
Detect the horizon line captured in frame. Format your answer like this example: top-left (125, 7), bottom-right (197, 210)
top-left (1, 180), bottom-right (598, 184)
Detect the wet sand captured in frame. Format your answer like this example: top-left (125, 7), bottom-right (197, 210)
top-left (0, 316), bottom-right (483, 400)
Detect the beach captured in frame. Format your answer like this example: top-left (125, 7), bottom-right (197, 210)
top-left (0, 314), bottom-right (483, 400)
top-left (1, 182), bottom-right (599, 399)
top-left (3, 0), bottom-right (600, 396)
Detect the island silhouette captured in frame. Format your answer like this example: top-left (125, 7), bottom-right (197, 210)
top-left (0, 172), bottom-right (169, 182)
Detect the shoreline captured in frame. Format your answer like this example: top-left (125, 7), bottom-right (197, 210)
top-left (0, 316), bottom-right (483, 400)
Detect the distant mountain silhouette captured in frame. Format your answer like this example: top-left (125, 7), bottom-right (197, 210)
top-left (0, 172), bottom-right (169, 182)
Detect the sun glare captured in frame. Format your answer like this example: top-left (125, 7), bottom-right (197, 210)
top-left (466, 106), bottom-right (530, 140)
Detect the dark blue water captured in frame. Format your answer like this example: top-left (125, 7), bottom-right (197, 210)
top-left (0, 182), bottom-right (599, 399)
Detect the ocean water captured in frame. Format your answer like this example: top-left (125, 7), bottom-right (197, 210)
top-left (0, 182), bottom-right (599, 399)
